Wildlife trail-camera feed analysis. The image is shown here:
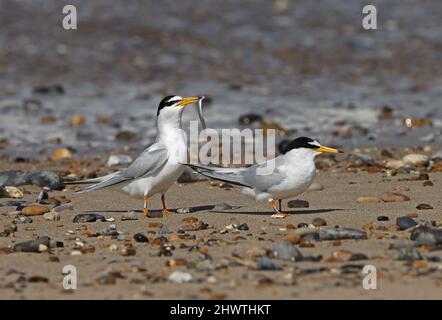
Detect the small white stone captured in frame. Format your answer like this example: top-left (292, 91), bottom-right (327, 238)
top-left (107, 155), bottom-right (133, 167)
top-left (307, 182), bottom-right (323, 192)
top-left (385, 159), bottom-right (405, 169)
top-left (38, 244), bottom-right (48, 252)
top-left (402, 154), bottom-right (428, 166)
top-left (168, 271), bottom-right (193, 283)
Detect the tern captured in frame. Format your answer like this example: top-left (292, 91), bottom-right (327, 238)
top-left (67, 95), bottom-right (201, 217)
top-left (186, 137), bottom-right (342, 218)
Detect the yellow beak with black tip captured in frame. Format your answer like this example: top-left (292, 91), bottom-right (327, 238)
top-left (177, 97), bottom-right (200, 107)
top-left (315, 145), bottom-right (343, 153)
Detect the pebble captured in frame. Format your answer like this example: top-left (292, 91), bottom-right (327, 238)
top-left (68, 114), bottom-right (85, 127)
top-left (385, 160), bottom-right (405, 169)
top-left (357, 196), bottom-right (380, 203)
top-left (168, 271), bottom-right (193, 283)
top-left (287, 200), bottom-right (309, 209)
top-left (73, 213), bottom-right (106, 223)
top-left (0, 224), bottom-right (17, 237)
top-left (256, 256), bottom-right (282, 270)
top-left (381, 192), bottom-right (410, 202)
top-left (402, 154), bottom-right (428, 166)
top-left (0, 170), bottom-right (64, 190)
top-left (121, 211), bottom-right (138, 221)
top-left (273, 240), bottom-right (303, 262)
top-left (297, 223), bottom-right (309, 228)
top-left (17, 216), bottom-right (33, 224)
top-left (159, 225), bottom-right (172, 234)
top-left (0, 186), bottom-right (23, 199)
top-left (307, 182), bottom-right (323, 192)
top-left (410, 226), bottom-right (442, 245)
top-left (377, 216), bottom-right (389, 221)
top-left (281, 234), bottom-right (301, 244)
top-left (318, 228), bottom-right (367, 241)
top-left (51, 148), bottom-right (73, 161)
top-left (0, 200), bottom-right (27, 208)
top-left (423, 181), bottom-right (433, 187)
top-left (176, 207), bottom-right (192, 214)
top-left (107, 155), bottom-right (133, 167)
top-left (120, 245), bottom-right (136, 256)
top-left (21, 205), bottom-right (50, 216)
top-left (237, 223), bottom-right (249, 231)
top-left (348, 253), bottom-right (369, 261)
top-left (246, 246), bottom-right (267, 258)
top-left (53, 204), bottom-right (74, 213)
top-left (394, 247), bottom-right (423, 261)
top-left (348, 153), bottom-right (381, 167)
top-left (36, 190), bottom-right (49, 203)
top-left (417, 173), bottom-right (430, 181)
top-left (43, 211), bottom-right (61, 221)
top-left (416, 203), bottom-right (433, 210)
top-left (13, 237), bottom-right (50, 253)
top-left (396, 216), bottom-right (417, 230)
top-left (311, 217), bottom-right (327, 227)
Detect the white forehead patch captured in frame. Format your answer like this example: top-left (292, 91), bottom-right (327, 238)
top-left (308, 140), bottom-right (321, 147)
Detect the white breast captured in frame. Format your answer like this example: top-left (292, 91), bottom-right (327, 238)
top-left (255, 149), bottom-right (317, 201)
top-left (121, 128), bottom-right (187, 198)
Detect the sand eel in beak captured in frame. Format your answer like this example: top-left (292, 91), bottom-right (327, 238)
top-left (66, 95), bottom-right (201, 217)
top-left (186, 137), bottom-right (343, 219)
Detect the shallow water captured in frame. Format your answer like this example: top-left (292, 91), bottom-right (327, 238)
top-left (0, 0), bottom-right (441, 158)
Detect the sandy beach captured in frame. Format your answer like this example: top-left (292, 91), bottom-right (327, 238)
top-left (0, 150), bottom-right (441, 299)
top-left (1, 0), bottom-right (442, 300)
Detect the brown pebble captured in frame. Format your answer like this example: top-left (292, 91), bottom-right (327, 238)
top-left (148, 222), bottom-right (162, 228)
top-left (281, 234), bottom-right (301, 244)
top-left (367, 166), bottom-right (382, 173)
top-left (69, 114), bottom-right (86, 127)
top-left (120, 245), bottom-right (136, 256)
top-left (311, 217), bottom-right (327, 227)
top-left (287, 200), bottom-right (309, 208)
top-left (182, 217), bottom-right (198, 223)
top-left (381, 192), bottom-right (410, 202)
top-left (51, 147), bottom-right (73, 160)
top-left (407, 212), bottom-right (418, 218)
top-left (21, 205), bottom-right (50, 216)
top-left (416, 203), bottom-right (433, 210)
top-left (286, 224), bottom-right (295, 230)
top-left (423, 181), bottom-right (433, 187)
top-left (166, 258), bottom-right (187, 267)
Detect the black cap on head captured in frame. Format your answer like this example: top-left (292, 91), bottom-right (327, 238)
top-left (157, 95), bottom-right (181, 116)
top-left (280, 137), bottom-right (320, 154)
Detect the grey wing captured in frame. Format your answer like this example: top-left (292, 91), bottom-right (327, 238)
top-left (121, 144), bottom-right (169, 179)
top-left (242, 157), bottom-right (285, 192)
top-left (77, 144), bottom-right (168, 193)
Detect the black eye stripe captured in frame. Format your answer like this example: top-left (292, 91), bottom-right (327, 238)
top-left (157, 95), bottom-right (181, 116)
top-left (281, 137), bottom-right (319, 154)
top-left (164, 99), bottom-right (180, 106)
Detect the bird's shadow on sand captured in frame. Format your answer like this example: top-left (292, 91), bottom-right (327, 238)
top-left (86, 206), bottom-right (343, 216)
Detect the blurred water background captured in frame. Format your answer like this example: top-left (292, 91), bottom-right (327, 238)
top-left (0, 0), bottom-right (441, 159)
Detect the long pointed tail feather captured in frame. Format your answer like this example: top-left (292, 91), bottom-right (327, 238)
top-left (185, 164), bottom-right (252, 188)
top-left (63, 172), bottom-right (126, 193)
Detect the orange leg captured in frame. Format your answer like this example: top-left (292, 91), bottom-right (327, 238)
top-left (143, 195), bottom-right (149, 217)
top-left (161, 194), bottom-right (170, 215)
top-left (270, 199), bottom-right (286, 218)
